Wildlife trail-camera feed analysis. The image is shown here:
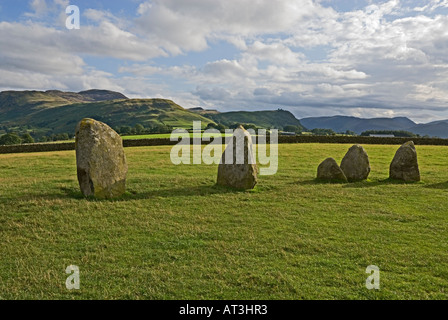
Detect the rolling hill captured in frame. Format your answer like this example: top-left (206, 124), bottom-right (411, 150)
top-left (0, 89), bottom-right (128, 123)
top-left (300, 115), bottom-right (448, 138)
top-left (0, 90), bottom-right (215, 134)
top-left (407, 120), bottom-right (448, 138)
top-left (207, 109), bottom-right (305, 130)
top-left (300, 116), bottom-right (416, 134)
top-left (28, 98), bottom-right (216, 133)
top-left (4, 89), bottom-right (446, 138)
top-left (0, 90), bottom-right (307, 136)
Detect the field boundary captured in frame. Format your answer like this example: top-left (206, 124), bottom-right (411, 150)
top-left (1, 135), bottom-right (447, 154)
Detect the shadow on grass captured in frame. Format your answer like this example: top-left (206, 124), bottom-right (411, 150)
top-left (295, 178), bottom-right (422, 188)
top-left (61, 183), bottom-right (249, 201)
top-left (423, 181), bottom-right (448, 189)
top-left (342, 178), bottom-right (422, 188)
top-left (296, 179), bottom-right (347, 185)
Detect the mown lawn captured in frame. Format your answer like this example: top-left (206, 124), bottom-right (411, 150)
top-left (0, 143), bottom-right (447, 299)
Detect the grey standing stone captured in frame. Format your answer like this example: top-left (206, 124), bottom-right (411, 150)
top-left (75, 118), bottom-right (128, 199)
top-left (317, 157), bottom-right (348, 182)
top-left (340, 144), bottom-right (370, 181)
top-left (389, 141), bottom-right (420, 182)
top-left (217, 125), bottom-right (258, 189)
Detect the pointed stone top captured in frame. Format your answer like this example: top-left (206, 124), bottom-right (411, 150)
top-left (402, 140), bottom-right (415, 149)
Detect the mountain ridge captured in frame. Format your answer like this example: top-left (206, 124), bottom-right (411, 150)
top-left (300, 115), bottom-right (448, 138)
top-left (1, 89), bottom-right (447, 138)
top-left (0, 89), bottom-right (304, 136)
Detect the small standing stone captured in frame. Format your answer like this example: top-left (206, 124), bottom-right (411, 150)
top-left (217, 125), bottom-right (258, 189)
top-left (389, 141), bottom-right (420, 182)
top-left (317, 157), bottom-right (348, 182)
top-left (340, 144), bottom-right (370, 181)
top-left (75, 118), bottom-right (128, 199)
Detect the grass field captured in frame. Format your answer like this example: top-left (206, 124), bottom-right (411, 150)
top-left (1, 143), bottom-right (447, 299)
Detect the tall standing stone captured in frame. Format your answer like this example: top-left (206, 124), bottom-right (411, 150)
top-left (389, 141), bottom-right (420, 182)
top-left (217, 125), bottom-right (258, 189)
top-left (317, 157), bottom-right (348, 182)
top-left (75, 118), bottom-right (128, 199)
top-left (340, 144), bottom-right (370, 182)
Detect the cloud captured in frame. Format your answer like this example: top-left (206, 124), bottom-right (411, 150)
top-left (134, 0), bottom-right (332, 54)
top-left (3, 0), bottom-right (448, 122)
top-left (26, 0), bottom-right (49, 17)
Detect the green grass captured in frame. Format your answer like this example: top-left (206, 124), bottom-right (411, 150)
top-left (1, 143), bottom-right (448, 299)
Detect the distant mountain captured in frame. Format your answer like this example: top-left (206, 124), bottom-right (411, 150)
top-left (6, 89), bottom-right (446, 138)
top-left (300, 115), bottom-right (448, 138)
top-left (407, 120), bottom-right (448, 138)
top-left (210, 109), bottom-right (305, 130)
top-left (0, 90), bottom-right (214, 134)
top-left (0, 90), bottom-right (307, 136)
top-left (300, 116), bottom-right (416, 134)
top-left (0, 89), bottom-right (128, 123)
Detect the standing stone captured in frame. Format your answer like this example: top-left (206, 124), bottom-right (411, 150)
top-left (317, 157), bottom-right (348, 182)
top-left (389, 141), bottom-right (420, 182)
top-left (75, 118), bottom-right (128, 199)
top-left (340, 144), bottom-right (370, 181)
top-left (217, 125), bottom-right (258, 189)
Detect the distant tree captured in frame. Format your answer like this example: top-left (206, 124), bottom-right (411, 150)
top-left (228, 123), bottom-right (242, 129)
top-left (205, 123), bottom-right (216, 130)
top-left (0, 133), bottom-right (22, 145)
top-left (149, 123), bottom-right (172, 134)
top-left (205, 122), bottom-right (227, 133)
top-left (21, 133), bottom-right (35, 144)
top-left (120, 126), bottom-right (132, 135)
top-left (345, 130), bottom-right (356, 136)
top-left (311, 128), bottom-right (336, 136)
top-left (134, 124), bottom-right (145, 135)
top-left (51, 133), bottom-right (70, 141)
top-left (228, 123), bottom-right (258, 130)
top-left (283, 125), bottom-right (302, 133)
top-left (360, 130), bottom-right (416, 137)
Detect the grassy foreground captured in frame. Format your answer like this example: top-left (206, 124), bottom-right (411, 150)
top-left (0, 143), bottom-right (447, 299)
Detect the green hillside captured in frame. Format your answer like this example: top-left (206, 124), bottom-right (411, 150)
top-left (209, 109), bottom-right (305, 130)
top-left (0, 91), bottom-right (82, 123)
top-left (0, 89), bottom-right (128, 124)
top-left (0, 90), bottom-right (216, 135)
top-left (20, 98), bottom-right (215, 133)
top-left (0, 90), bottom-right (307, 138)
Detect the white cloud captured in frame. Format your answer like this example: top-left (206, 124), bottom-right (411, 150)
top-left (3, 0), bottom-right (448, 121)
top-left (26, 0), bottom-right (49, 17)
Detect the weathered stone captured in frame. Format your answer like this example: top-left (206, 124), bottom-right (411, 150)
top-left (340, 144), bottom-right (370, 181)
top-left (217, 125), bottom-right (258, 189)
top-left (317, 157), bottom-right (348, 182)
top-left (389, 141), bottom-right (420, 182)
top-left (75, 118), bottom-right (128, 199)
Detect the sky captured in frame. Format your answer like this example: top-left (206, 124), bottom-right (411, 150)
top-left (1, 0), bottom-right (448, 123)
